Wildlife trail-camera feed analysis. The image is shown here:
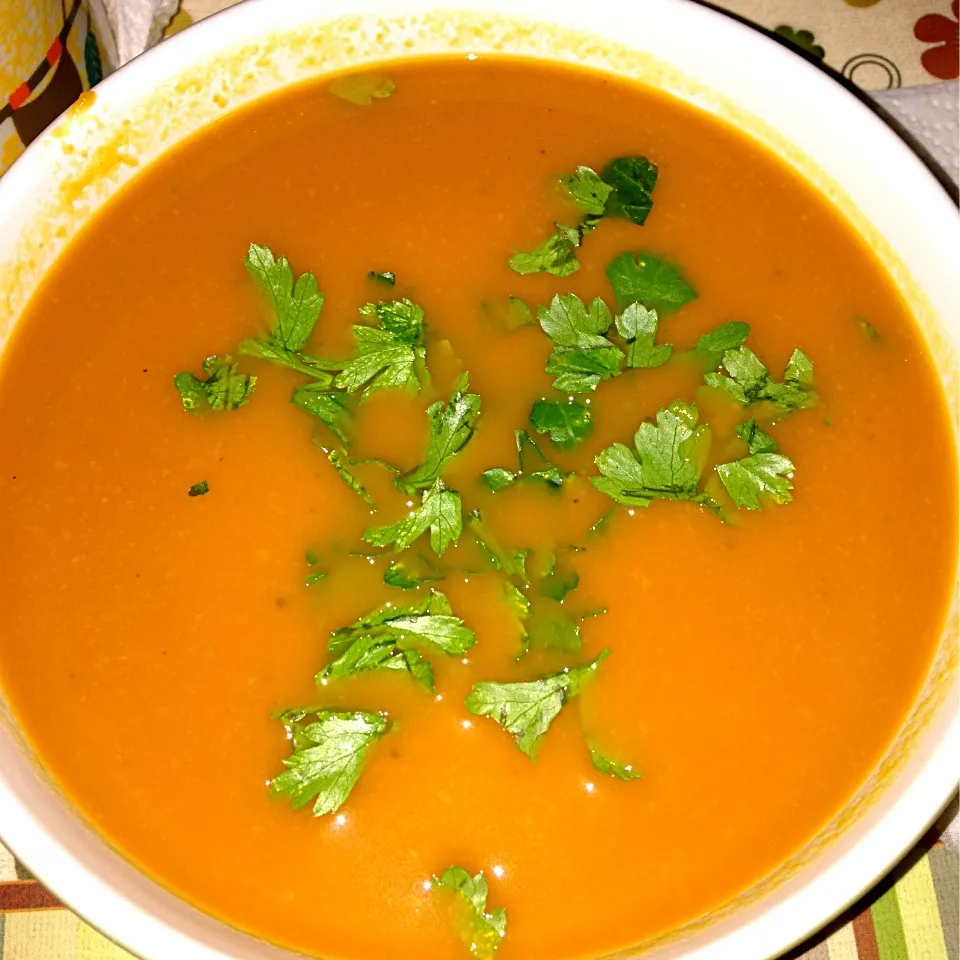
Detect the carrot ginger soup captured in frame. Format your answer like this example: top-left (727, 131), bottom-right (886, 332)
top-left (0, 57), bottom-right (955, 960)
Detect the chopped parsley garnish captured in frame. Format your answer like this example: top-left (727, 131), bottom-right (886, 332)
top-left (173, 356), bottom-right (256, 413)
top-left (529, 398), bottom-right (593, 450)
top-left (481, 468), bottom-right (517, 492)
top-left (271, 709), bottom-right (388, 816)
top-left (482, 431), bottom-right (569, 492)
top-left (693, 321), bottom-right (751, 369)
top-left (318, 590), bottom-right (475, 691)
top-left (546, 344), bottom-right (623, 393)
top-left (467, 509), bottom-right (529, 581)
top-left (321, 635), bottom-right (435, 692)
top-left (508, 223), bottom-right (581, 278)
top-left (536, 552), bottom-right (580, 602)
top-left (396, 375), bottom-right (481, 494)
top-left (333, 299), bottom-right (428, 398)
top-left (856, 315), bottom-right (882, 343)
top-left (433, 866), bottom-right (507, 960)
top-left (369, 270), bottom-right (396, 286)
top-left (615, 302), bottom-right (672, 368)
top-left (292, 382), bottom-right (352, 444)
top-left (187, 480), bottom-right (209, 497)
top-left (305, 552), bottom-right (327, 587)
top-left (245, 243), bottom-right (324, 353)
top-left (539, 293), bottom-right (614, 349)
top-left (482, 296), bottom-right (534, 331)
top-left (716, 419), bottom-right (795, 510)
top-left (328, 73), bottom-right (395, 105)
top-left (383, 557), bottom-right (444, 591)
top-left (589, 746), bottom-right (642, 780)
top-left (705, 346), bottom-right (817, 412)
top-left (465, 650), bottom-right (610, 757)
top-left (600, 156), bottom-right (658, 225)
top-left (325, 448), bottom-right (374, 507)
top-left (509, 156), bottom-right (658, 277)
top-left (525, 605), bottom-right (583, 654)
top-left (605, 250), bottom-right (697, 314)
top-left (735, 417), bottom-right (780, 455)
top-left (363, 478), bottom-right (462, 555)
top-left (538, 293), bottom-right (624, 393)
top-left (591, 401), bottom-right (716, 510)
top-left (565, 166), bottom-right (612, 216)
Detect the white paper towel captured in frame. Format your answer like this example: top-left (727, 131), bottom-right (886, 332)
top-left (872, 83), bottom-right (960, 187)
top-left (89, 0), bottom-right (179, 68)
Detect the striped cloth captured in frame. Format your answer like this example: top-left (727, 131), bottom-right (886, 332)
top-left (0, 837), bottom-right (956, 958)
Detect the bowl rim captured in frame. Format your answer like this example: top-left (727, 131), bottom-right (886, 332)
top-left (0, 2), bottom-right (957, 959)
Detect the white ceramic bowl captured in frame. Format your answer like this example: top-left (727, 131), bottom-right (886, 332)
top-left (0, 2), bottom-right (957, 959)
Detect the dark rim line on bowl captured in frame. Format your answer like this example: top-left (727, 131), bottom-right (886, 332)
top-left (0, 3), bottom-right (955, 960)
top-left (689, 0), bottom-right (960, 205)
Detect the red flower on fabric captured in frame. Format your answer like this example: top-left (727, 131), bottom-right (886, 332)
top-left (914, 0), bottom-right (959, 80)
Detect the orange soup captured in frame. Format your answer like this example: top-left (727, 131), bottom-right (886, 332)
top-left (0, 57), bottom-right (955, 960)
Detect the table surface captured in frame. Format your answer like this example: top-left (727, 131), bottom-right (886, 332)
top-left (0, 0), bottom-right (957, 957)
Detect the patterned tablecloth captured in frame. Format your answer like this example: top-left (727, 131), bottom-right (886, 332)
top-left (0, 0), bottom-right (957, 957)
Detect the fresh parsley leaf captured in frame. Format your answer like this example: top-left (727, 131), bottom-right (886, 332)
top-left (591, 401), bottom-right (714, 509)
top-left (526, 607), bottom-right (582, 653)
top-left (692, 321), bottom-right (751, 369)
top-left (305, 552), bottom-right (327, 587)
top-left (503, 581), bottom-right (532, 625)
top-left (530, 399), bottom-right (593, 451)
top-left (537, 293), bottom-right (623, 392)
top-left (605, 251), bottom-right (697, 314)
top-left (589, 746), bottom-right (642, 780)
top-left (481, 468), bottom-right (517, 492)
top-left (465, 650), bottom-right (610, 757)
top-left (508, 223), bottom-right (581, 277)
top-left (397, 376), bottom-right (481, 494)
top-left (545, 345), bottom-right (623, 393)
top-left (538, 294), bottom-right (613, 349)
top-left (236, 337), bottom-right (340, 379)
top-left (332, 590), bottom-right (475, 656)
top-left (271, 709), bottom-right (388, 815)
top-left (187, 480), bottom-right (209, 497)
top-left (705, 346), bottom-right (817, 412)
top-left (292, 382), bottom-right (352, 444)
top-left (467, 509), bottom-right (529, 582)
top-left (369, 270), bottom-right (396, 286)
top-left (735, 418), bottom-right (779, 455)
top-left (383, 557), bottom-right (444, 591)
top-left (174, 356), bottom-right (256, 413)
top-left (332, 299), bottom-right (428, 398)
top-left (588, 508), bottom-right (615, 537)
top-left (565, 166), bottom-right (612, 216)
top-left (716, 426), bottom-right (795, 509)
top-left (537, 556), bottom-right (579, 602)
top-left (328, 73), bottom-right (395, 105)
top-left (601, 156), bottom-right (658, 225)
top-left (515, 430), bottom-right (569, 487)
top-left (481, 433), bottom-right (569, 497)
top-left (363, 479), bottom-right (461, 555)
top-left (482, 296), bottom-right (534, 331)
top-left (325, 448), bottom-right (374, 507)
top-left (245, 244), bottom-right (324, 353)
top-left (856, 315), bottom-right (882, 343)
top-left (615, 302), bottom-right (672, 368)
top-left (319, 634), bottom-right (435, 692)
top-left (318, 590), bottom-right (475, 690)
top-left (433, 866), bottom-right (507, 960)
